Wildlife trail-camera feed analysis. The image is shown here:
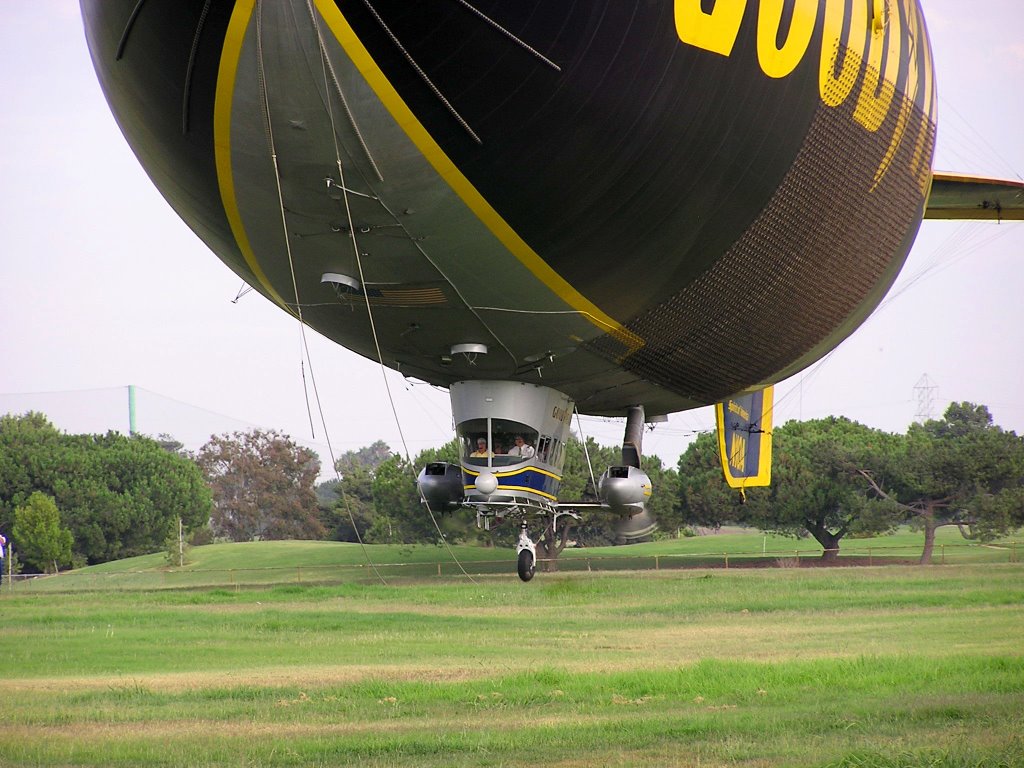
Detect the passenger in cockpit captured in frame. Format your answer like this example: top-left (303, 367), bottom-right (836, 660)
top-left (470, 438), bottom-right (491, 458)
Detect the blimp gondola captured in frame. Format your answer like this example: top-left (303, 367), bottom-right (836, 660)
top-left (80, 0), bottom-right (1024, 578)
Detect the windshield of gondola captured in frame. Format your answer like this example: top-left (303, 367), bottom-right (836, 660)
top-left (458, 419), bottom-right (539, 468)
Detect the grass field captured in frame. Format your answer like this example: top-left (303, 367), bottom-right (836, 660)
top-left (1, 535), bottom-right (1022, 766)
top-left (8, 526), bottom-right (1021, 593)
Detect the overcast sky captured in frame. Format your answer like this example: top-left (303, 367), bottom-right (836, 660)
top-left (2, 1), bottom-right (1022, 473)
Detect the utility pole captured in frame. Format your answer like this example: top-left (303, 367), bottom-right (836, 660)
top-left (913, 374), bottom-right (938, 424)
top-left (128, 384), bottom-right (137, 436)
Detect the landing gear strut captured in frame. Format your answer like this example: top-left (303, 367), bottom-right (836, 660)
top-left (516, 522), bottom-right (536, 582)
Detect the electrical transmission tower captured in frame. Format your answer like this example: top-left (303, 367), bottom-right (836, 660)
top-left (913, 374), bottom-right (938, 424)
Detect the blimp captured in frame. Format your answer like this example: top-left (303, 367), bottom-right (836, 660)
top-left (82, 0), bottom-right (1023, 579)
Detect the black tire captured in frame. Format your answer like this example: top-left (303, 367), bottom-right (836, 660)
top-left (517, 549), bottom-right (536, 582)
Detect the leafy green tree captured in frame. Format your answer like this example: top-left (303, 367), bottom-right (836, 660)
top-left (641, 455), bottom-right (682, 535)
top-left (317, 464), bottom-right (377, 543)
top-left (153, 433), bottom-right (186, 455)
top-left (367, 454), bottom-right (420, 543)
top-left (0, 413), bottom-right (212, 564)
top-left (197, 429), bottom-right (323, 542)
top-left (742, 418), bottom-right (902, 561)
top-left (867, 403), bottom-right (1024, 564)
top-left (677, 431), bottom-right (746, 530)
top-left (414, 439), bottom-right (460, 468)
top-left (0, 412), bottom-right (63, 530)
top-left (334, 440), bottom-right (392, 475)
top-left (13, 492), bottom-right (73, 573)
top-left (556, 436), bottom-right (619, 549)
top-left (368, 451), bottom-right (469, 545)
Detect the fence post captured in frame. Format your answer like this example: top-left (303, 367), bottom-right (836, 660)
top-left (868, 547), bottom-right (873, 566)
top-left (724, 552), bottom-right (729, 570)
top-left (437, 562), bottom-right (442, 577)
top-left (587, 558), bottom-right (592, 572)
top-left (655, 555), bottom-right (660, 571)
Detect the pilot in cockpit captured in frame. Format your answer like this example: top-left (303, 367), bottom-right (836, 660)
top-left (509, 435), bottom-right (535, 458)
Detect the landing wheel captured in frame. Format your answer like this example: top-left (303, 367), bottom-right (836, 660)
top-left (517, 548), bottom-right (536, 582)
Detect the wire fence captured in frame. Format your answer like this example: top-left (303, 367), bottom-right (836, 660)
top-left (2, 540), bottom-right (1020, 595)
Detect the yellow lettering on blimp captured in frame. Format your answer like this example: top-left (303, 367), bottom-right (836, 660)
top-left (675, 0), bottom-right (936, 194)
top-left (729, 432), bottom-right (748, 472)
top-left (819, 0), bottom-right (867, 107)
top-left (872, 0), bottom-right (916, 189)
top-left (853, 0), bottom-right (902, 133)
top-left (674, 0), bottom-right (746, 58)
top-left (885, 0), bottom-right (936, 194)
top-left (757, 0), bottom-right (818, 79)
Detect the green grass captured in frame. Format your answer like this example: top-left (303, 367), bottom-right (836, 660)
top-left (11, 527), bottom-right (1021, 594)
top-left (1, 557), bottom-right (1023, 766)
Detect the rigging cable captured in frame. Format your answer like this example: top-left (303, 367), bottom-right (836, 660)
top-left (306, 1), bottom-right (384, 182)
top-left (181, 0), bottom-right (212, 134)
top-left (573, 406), bottom-right (599, 500)
top-left (115, 0), bottom-right (149, 60)
top-left (305, 0), bottom-right (479, 583)
top-left (257, 0), bottom-right (388, 585)
top-left (360, 0), bottom-right (482, 144)
top-left (305, 9), bottom-right (517, 376)
top-left (448, 0), bottom-right (561, 71)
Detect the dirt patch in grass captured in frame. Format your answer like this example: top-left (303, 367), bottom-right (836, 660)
top-left (0, 709), bottom-right (635, 742)
top-left (0, 664), bottom-right (491, 694)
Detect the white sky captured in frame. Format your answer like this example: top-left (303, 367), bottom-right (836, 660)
top-left (2, 1), bottom-right (1023, 473)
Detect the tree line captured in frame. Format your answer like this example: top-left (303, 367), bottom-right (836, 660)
top-left (679, 403), bottom-right (1024, 563)
top-left (1, 402), bottom-right (1021, 573)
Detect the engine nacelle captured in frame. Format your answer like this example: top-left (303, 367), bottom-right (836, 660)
top-left (416, 462), bottom-right (465, 513)
top-left (598, 465), bottom-right (652, 517)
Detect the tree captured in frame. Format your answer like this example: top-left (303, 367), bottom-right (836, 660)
top-left (368, 449), bottom-right (471, 545)
top-left (677, 431), bottom-right (746, 530)
top-left (334, 440), bottom-right (392, 475)
top-left (368, 454), bottom-right (425, 543)
top-left (197, 429), bottom-right (324, 541)
top-left (742, 418), bottom-right (902, 561)
top-left (641, 455), bottom-right (682, 536)
top-left (0, 413), bottom-right (212, 564)
top-left (13, 492), bottom-right (73, 573)
top-left (554, 436), bottom-right (619, 550)
top-left (153, 433), bottom-right (186, 455)
top-left (316, 466), bottom-right (376, 543)
top-left (871, 403), bottom-right (1024, 564)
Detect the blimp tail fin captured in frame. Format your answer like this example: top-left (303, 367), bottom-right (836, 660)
top-left (715, 385), bottom-right (774, 493)
top-left (925, 172), bottom-right (1024, 221)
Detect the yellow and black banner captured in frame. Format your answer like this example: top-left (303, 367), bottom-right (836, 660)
top-left (715, 386), bottom-right (774, 490)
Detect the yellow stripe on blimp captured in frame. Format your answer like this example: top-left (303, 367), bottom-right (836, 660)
top-left (462, 466), bottom-right (563, 482)
top-left (462, 466), bottom-right (562, 501)
top-left (463, 484), bottom-right (560, 502)
top-left (213, 0), bottom-right (291, 312)
top-left (312, 0), bottom-right (642, 354)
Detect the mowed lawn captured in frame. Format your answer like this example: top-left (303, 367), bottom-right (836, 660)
top-left (1, 549), bottom-right (1022, 767)
top-left (12, 526), bottom-right (1020, 593)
